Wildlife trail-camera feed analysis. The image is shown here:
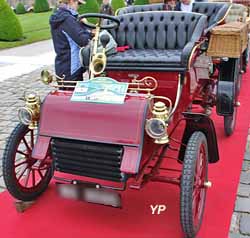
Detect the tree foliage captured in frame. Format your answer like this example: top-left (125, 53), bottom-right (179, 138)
top-left (34, 0), bottom-right (50, 13)
top-left (134, 0), bottom-right (149, 5)
top-left (0, 0), bottom-right (23, 41)
top-left (78, 0), bottom-right (99, 24)
top-left (16, 2), bottom-right (26, 14)
top-left (111, 0), bottom-right (126, 13)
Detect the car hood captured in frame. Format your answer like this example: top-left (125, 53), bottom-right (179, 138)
top-left (38, 91), bottom-right (149, 146)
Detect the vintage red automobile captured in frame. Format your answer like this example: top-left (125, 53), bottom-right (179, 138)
top-left (3, 10), bottom-right (228, 238)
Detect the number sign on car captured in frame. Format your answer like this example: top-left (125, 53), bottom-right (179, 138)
top-left (71, 77), bottom-right (129, 104)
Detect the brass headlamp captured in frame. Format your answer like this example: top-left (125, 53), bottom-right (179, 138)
top-left (145, 100), bottom-right (170, 144)
top-left (18, 93), bottom-right (41, 129)
top-left (41, 70), bottom-right (54, 85)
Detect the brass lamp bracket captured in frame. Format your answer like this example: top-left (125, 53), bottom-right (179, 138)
top-left (128, 76), bottom-right (158, 95)
top-left (40, 71), bottom-right (159, 95)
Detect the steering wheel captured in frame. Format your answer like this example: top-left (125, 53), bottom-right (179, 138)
top-left (78, 13), bottom-right (120, 30)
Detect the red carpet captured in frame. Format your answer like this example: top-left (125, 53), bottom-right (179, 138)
top-left (0, 71), bottom-right (250, 238)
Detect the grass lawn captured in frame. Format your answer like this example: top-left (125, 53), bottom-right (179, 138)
top-left (0, 11), bottom-right (52, 49)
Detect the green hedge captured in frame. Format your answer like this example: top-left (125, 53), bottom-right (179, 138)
top-left (78, 0), bottom-right (99, 24)
top-left (0, 0), bottom-right (23, 41)
top-left (134, 0), bottom-right (149, 5)
top-left (34, 0), bottom-right (50, 13)
top-left (111, 0), bottom-right (126, 13)
top-left (16, 2), bottom-right (26, 14)
top-left (97, 0), bottom-right (103, 6)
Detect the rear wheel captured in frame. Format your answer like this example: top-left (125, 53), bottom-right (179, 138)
top-left (224, 58), bottom-right (239, 137)
top-left (218, 58), bottom-right (239, 136)
top-left (180, 131), bottom-right (209, 238)
top-left (224, 107), bottom-right (237, 137)
top-left (3, 123), bottom-right (53, 201)
top-left (242, 45), bottom-right (249, 73)
top-left (236, 57), bottom-right (243, 95)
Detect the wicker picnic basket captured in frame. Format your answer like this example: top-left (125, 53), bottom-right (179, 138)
top-left (246, 16), bottom-right (250, 30)
top-left (225, 3), bottom-right (248, 23)
top-left (207, 21), bottom-right (248, 57)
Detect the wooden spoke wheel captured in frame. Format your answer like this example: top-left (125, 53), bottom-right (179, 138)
top-left (180, 131), bottom-right (208, 238)
top-left (3, 123), bottom-right (53, 201)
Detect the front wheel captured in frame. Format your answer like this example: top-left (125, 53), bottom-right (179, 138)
top-left (180, 131), bottom-right (209, 238)
top-left (3, 123), bottom-right (53, 201)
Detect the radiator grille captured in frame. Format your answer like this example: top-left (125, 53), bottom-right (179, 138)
top-left (51, 138), bottom-right (125, 182)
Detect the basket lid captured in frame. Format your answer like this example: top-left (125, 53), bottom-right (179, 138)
top-left (211, 21), bottom-right (247, 34)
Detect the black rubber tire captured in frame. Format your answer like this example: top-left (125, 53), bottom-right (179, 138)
top-left (237, 72), bottom-right (242, 96)
top-left (224, 107), bottom-right (237, 137)
top-left (242, 45), bottom-right (249, 73)
top-left (237, 57), bottom-right (242, 96)
top-left (3, 123), bottom-right (53, 201)
top-left (180, 131), bottom-right (208, 238)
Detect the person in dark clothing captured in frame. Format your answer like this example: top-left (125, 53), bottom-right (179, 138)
top-left (126, 0), bottom-right (134, 6)
top-left (174, 0), bottom-right (181, 11)
top-left (49, 0), bottom-right (92, 81)
top-left (164, 0), bottom-right (177, 10)
top-left (100, 0), bottom-right (113, 15)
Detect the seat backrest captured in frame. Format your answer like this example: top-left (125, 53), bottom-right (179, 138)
top-left (192, 2), bottom-right (230, 28)
top-left (116, 3), bottom-right (165, 16)
top-left (108, 11), bottom-right (207, 50)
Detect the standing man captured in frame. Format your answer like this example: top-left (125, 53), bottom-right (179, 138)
top-left (164, 0), bottom-right (177, 10)
top-left (126, 0), bottom-right (134, 6)
top-left (50, 0), bottom-right (92, 81)
top-left (175, 0), bottom-right (194, 12)
top-left (100, 0), bottom-right (114, 15)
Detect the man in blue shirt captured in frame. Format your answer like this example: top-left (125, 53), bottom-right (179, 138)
top-left (50, 0), bottom-right (92, 81)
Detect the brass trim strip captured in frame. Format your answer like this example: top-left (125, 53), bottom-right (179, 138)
top-left (129, 76), bottom-right (158, 93)
top-left (115, 7), bottom-right (122, 16)
top-left (188, 40), bottom-right (205, 69)
top-left (54, 76), bottom-right (158, 93)
top-left (217, 4), bottom-right (233, 25)
top-left (169, 74), bottom-right (182, 118)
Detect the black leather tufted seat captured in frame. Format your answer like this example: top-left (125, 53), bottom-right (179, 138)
top-left (116, 3), bottom-right (165, 15)
top-left (117, 2), bottom-right (230, 34)
top-left (105, 11), bottom-right (207, 71)
top-left (192, 2), bottom-right (230, 33)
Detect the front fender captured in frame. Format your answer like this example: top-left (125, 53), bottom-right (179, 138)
top-left (179, 112), bottom-right (219, 163)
